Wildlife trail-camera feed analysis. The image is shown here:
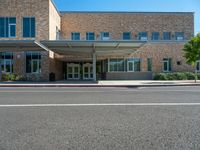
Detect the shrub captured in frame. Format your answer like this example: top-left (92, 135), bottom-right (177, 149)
top-left (1, 73), bottom-right (25, 81)
top-left (154, 72), bottom-right (196, 80)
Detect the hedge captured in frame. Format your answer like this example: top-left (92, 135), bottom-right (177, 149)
top-left (2, 74), bottom-right (25, 81)
top-left (154, 72), bottom-right (199, 80)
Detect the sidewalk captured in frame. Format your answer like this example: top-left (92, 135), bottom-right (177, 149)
top-left (0, 80), bottom-right (200, 87)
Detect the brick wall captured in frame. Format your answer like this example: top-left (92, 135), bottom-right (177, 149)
top-left (60, 12), bottom-right (194, 40)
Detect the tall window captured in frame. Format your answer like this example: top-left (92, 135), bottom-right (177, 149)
top-left (0, 17), bottom-right (16, 38)
top-left (147, 58), bottom-right (152, 71)
top-left (163, 58), bottom-right (172, 72)
top-left (175, 32), bottom-right (184, 40)
top-left (23, 17), bottom-right (35, 38)
top-left (197, 61), bottom-right (200, 72)
top-left (71, 32), bottom-right (80, 40)
top-left (26, 52), bottom-right (41, 73)
top-left (138, 32), bottom-right (148, 41)
top-left (127, 58), bottom-right (141, 72)
top-left (101, 32), bottom-right (110, 40)
top-left (0, 52), bottom-right (13, 73)
top-left (151, 32), bottom-right (159, 40)
top-left (86, 32), bottom-right (95, 40)
top-left (109, 59), bottom-right (125, 72)
top-left (163, 32), bottom-right (171, 40)
top-left (123, 32), bottom-right (131, 40)
top-left (56, 27), bottom-right (61, 40)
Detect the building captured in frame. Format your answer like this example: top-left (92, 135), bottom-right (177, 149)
top-left (0, 0), bottom-right (195, 81)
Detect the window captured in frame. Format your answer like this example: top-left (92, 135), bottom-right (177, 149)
top-left (101, 32), bottom-right (110, 40)
top-left (163, 32), bottom-right (171, 40)
top-left (23, 17), bottom-right (35, 38)
top-left (0, 52), bottom-right (13, 73)
top-left (71, 32), bottom-right (80, 40)
top-left (147, 58), bottom-right (152, 71)
top-left (163, 58), bottom-right (172, 72)
top-left (151, 32), bottom-right (159, 40)
top-left (0, 17), bottom-right (16, 38)
top-left (56, 27), bottom-right (61, 40)
top-left (175, 32), bottom-right (184, 40)
top-left (197, 61), bottom-right (200, 72)
top-left (26, 52), bottom-right (41, 73)
top-left (127, 58), bottom-right (141, 72)
top-left (109, 59), bottom-right (125, 72)
top-left (123, 32), bottom-right (131, 40)
top-left (138, 32), bottom-right (148, 41)
top-left (86, 32), bottom-right (95, 40)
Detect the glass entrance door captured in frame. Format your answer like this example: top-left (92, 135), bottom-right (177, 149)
top-left (83, 63), bottom-right (93, 80)
top-left (67, 63), bottom-right (80, 80)
top-left (127, 61), bottom-right (134, 72)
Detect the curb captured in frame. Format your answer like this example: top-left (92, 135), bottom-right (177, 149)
top-left (0, 84), bottom-right (200, 88)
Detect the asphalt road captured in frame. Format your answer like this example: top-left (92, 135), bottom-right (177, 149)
top-left (0, 86), bottom-right (200, 150)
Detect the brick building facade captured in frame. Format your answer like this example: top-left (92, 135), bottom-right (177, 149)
top-left (0, 0), bottom-right (195, 81)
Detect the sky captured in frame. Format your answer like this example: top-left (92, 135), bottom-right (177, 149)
top-left (53, 0), bottom-right (200, 35)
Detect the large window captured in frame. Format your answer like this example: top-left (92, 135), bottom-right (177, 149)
top-left (163, 32), bottom-right (171, 40)
top-left (123, 32), bottom-right (131, 40)
top-left (0, 52), bottom-right (13, 73)
top-left (71, 32), bottom-right (80, 40)
top-left (109, 59), bottom-right (125, 72)
top-left (0, 17), bottom-right (16, 38)
top-left (26, 52), bottom-right (41, 73)
top-left (138, 32), bottom-right (148, 41)
top-left (163, 58), bottom-right (172, 72)
top-left (151, 32), bottom-right (159, 40)
top-left (127, 58), bottom-right (141, 72)
top-left (197, 61), bottom-right (200, 72)
top-left (101, 32), bottom-right (110, 40)
top-left (23, 17), bottom-right (35, 38)
top-left (86, 32), bottom-right (95, 40)
top-left (147, 58), bottom-right (152, 71)
top-left (175, 32), bottom-right (184, 40)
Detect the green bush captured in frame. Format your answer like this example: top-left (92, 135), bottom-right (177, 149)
top-left (154, 72), bottom-right (197, 80)
top-left (2, 73), bottom-right (25, 81)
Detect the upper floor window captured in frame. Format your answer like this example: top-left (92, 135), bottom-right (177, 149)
top-left (123, 32), bottom-right (131, 40)
top-left (56, 27), bottom-right (61, 40)
top-left (0, 17), bottom-right (16, 38)
top-left (86, 32), bottom-right (95, 40)
top-left (23, 17), bottom-right (35, 38)
top-left (175, 32), bottom-right (184, 40)
top-left (71, 32), bottom-right (80, 40)
top-left (101, 32), bottom-right (110, 40)
top-left (151, 32), bottom-right (159, 40)
top-left (26, 52), bottom-right (41, 73)
top-left (0, 52), bottom-right (13, 73)
top-left (163, 32), bottom-right (171, 40)
top-left (138, 32), bottom-right (148, 41)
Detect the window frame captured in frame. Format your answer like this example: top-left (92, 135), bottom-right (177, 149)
top-left (86, 32), bottom-right (95, 40)
top-left (22, 17), bottom-right (36, 38)
top-left (151, 32), bottom-right (159, 41)
top-left (175, 32), bottom-right (184, 41)
top-left (0, 17), bottom-right (16, 38)
top-left (138, 32), bottom-right (148, 41)
top-left (26, 51), bottom-right (41, 74)
top-left (101, 32), bottom-right (110, 40)
top-left (163, 58), bottom-right (172, 72)
top-left (0, 52), bottom-right (13, 73)
top-left (163, 32), bottom-right (171, 40)
top-left (123, 32), bottom-right (131, 40)
top-left (147, 58), bottom-right (152, 72)
top-left (71, 32), bottom-right (80, 40)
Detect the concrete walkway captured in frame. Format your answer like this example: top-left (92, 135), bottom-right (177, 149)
top-left (0, 80), bottom-right (200, 87)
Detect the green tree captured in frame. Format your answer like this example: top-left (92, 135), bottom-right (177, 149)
top-left (183, 33), bottom-right (200, 82)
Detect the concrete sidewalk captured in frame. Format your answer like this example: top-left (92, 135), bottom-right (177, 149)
top-left (0, 80), bottom-right (200, 87)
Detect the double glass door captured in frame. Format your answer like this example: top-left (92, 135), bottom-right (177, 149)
top-left (83, 63), bottom-right (93, 80)
top-left (67, 64), bottom-right (80, 80)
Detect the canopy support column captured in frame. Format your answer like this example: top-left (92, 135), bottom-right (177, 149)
top-left (92, 51), bottom-right (97, 82)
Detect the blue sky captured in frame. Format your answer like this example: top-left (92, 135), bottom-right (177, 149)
top-left (53, 0), bottom-right (200, 34)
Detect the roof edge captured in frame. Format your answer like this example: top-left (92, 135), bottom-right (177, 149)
top-left (60, 11), bottom-right (194, 14)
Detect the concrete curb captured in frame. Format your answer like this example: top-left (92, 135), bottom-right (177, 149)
top-left (0, 83), bottom-right (200, 88)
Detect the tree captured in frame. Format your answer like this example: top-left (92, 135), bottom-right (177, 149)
top-left (183, 33), bottom-right (200, 82)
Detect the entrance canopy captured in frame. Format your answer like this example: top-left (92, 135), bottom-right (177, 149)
top-left (41, 40), bottom-right (146, 56)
